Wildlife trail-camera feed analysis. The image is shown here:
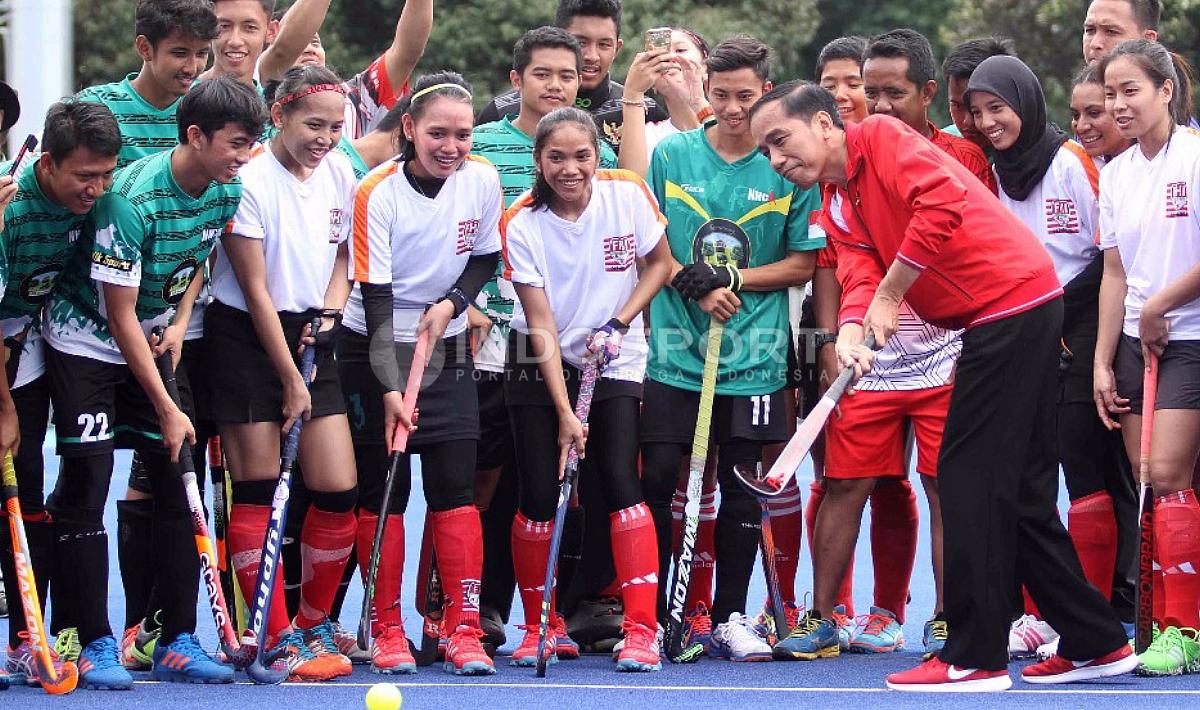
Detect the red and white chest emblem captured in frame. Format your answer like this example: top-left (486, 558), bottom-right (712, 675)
top-left (328, 208), bottom-right (345, 243)
top-left (1166, 181), bottom-right (1189, 219)
top-left (603, 233), bottom-right (636, 272)
top-left (456, 218), bottom-right (481, 255)
top-left (1044, 199), bottom-right (1079, 235)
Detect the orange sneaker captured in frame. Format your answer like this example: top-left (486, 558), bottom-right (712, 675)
top-left (272, 629), bottom-right (348, 682)
top-left (510, 624), bottom-right (555, 667)
top-left (616, 621), bottom-right (661, 672)
top-left (443, 625), bottom-right (496, 676)
top-left (370, 624), bottom-right (416, 675)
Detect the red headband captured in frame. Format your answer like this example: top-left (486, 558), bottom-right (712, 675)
top-left (275, 83), bottom-right (348, 107)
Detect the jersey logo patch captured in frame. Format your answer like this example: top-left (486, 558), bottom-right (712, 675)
top-left (163, 258), bottom-right (199, 305)
top-left (1166, 181), bottom-right (1189, 218)
top-left (456, 218), bottom-right (481, 255)
top-left (1044, 199), bottom-right (1079, 234)
top-left (603, 233), bottom-right (636, 272)
top-left (20, 264), bottom-right (62, 303)
top-left (328, 208), bottom-right (344, 244)
top-left (742, 187), bottom-right (775, 203)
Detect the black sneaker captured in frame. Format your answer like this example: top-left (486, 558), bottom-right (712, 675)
top-left (480, 606), bottom-right (506, 650)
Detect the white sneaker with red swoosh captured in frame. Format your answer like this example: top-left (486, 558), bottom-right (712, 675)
top-left (1021, 644), bottom-right (1138, 684)
top-left (886, 657), bottom-right (1012, 692)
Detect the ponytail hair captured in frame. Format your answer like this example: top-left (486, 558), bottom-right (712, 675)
top-left (393, 71), bottom-right (473, 162)
top-left (268, 64), bottom-right (344, 115)
top-left (1098, 39), bottom-right (1192, 127)
top-left (530, 107), bottom-right (599, 211)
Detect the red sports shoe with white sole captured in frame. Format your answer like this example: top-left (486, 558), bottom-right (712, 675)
top-left (1021, 644), bottom-right (1138, 684)
top-left (886, 657), bottom-right (1012, 692)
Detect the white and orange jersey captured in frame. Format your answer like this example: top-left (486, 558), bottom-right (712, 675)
top-left (996, 141), bottom-right (1100, 289)
top-left (1101, 127), bottom-right (1200, 340)
top-left (818, 191), bottom-right (963, 391)
top-left (344, 156), bottom-right (503, 342)
top-left (210, 146), bottom-right (357, 313)
top-left (502, 169), bottom-right (666, 383)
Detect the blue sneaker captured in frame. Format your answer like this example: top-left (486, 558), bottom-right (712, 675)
top-left (773, 611), bottom-right (839, 660)
top-left (850, 607), bottom-right (905, 653)
top-left (78, 635), bottom-right (134, 690)
top-left (151, 633), bottom-right (234, 684)
top-left (923, 616), bottom-right (948, 660)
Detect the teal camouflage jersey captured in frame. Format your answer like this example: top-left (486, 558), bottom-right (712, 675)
top-left (0, 159), bottom-right (85, 323)
top-left (469, 117), bottom-right (616, 370)
top-left (77, 74), bottom-right (181, 170)
top-left (44, 149), bottom-right (241, 363)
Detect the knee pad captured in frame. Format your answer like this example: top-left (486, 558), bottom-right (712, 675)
top-left (309, 486), bottom-right (358, 514)
top-left (232, 479), bottom-right (278, 506)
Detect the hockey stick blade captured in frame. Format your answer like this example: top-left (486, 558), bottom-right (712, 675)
top-left (734, 332), bottom-right (875, 497)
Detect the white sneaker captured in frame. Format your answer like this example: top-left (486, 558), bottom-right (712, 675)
top-left (1008, 614), bottom-right (1059, 659)
top-left (612, 623), bottom-right (663, 660)
top-left (709, 613), bottom-right (772, 662)
top-left (1035, 636), bottom-right (1060, 661)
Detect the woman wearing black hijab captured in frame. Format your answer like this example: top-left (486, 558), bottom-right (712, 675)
top-left (966, 54), bottom-right (1137, 656)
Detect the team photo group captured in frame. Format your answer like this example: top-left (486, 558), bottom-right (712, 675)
top-left (0, 0), bottom-right (1197, 696)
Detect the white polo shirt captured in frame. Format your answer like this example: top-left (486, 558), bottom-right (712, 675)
top-left (997, 141), bottom-right (1100, 288)
top-left (210, 147), bottom-right (356, 313)
top-left (503, 169), bottom-right (666, 383)
top-left (345, 156), bottom-right (503, 342)
top-left (1100, 127), bottom-right (1200, 339)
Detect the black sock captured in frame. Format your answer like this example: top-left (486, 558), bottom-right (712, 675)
top-left (152, 510), bottom-right (199, 645)
top-left (711, 496), bottom-right (761, 623)
top-left (555, 505), bottom-right (584, 615)
top-left (283, 469), bottom-right (310, 619)
top-left (116, 498), bottom-right (155, 629)
top-left (55, 520), bottom-right (111, 646)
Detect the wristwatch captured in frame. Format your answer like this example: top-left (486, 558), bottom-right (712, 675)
top-left (813, 332), bottom-right (838, 349)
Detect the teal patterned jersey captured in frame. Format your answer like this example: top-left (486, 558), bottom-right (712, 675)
top-left (77, 74), bottom-right (181, 170)
top-left (43, 150), bottom-right (241, 363)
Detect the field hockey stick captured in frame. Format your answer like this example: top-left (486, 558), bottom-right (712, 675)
top-left (663, 317), bottom-right (724, 663)
top-left (757, 498), bottom-right (790, 642)
top-left (208, 436), bottom-right (243, 632)
top-left (735, 332), bottom-right (876, 497)
top-left (241, 316), bottom-right (322, 684)
top-left (413, 511), bottom-right (444, 667)
top-left (6, 135), bottom-right (38, 179)
top-left (1134, 353), bottom-right (1159, 654)
top-left (358, 330), bottom-right (430, 651)
top-left (151, 329), bottom-right (244, 667)
top-left (2, 453), bottom-right (79, 694)
top-left (535, 355), bottom-right (605, 677)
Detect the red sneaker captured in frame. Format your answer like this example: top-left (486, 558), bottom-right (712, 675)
top-left (443, 625), bottom-right (496, 676)
top-left (886, 657), bottom-right (1012, 692)
top-left (553, 614), bottom-right (579, 660)
top-left (510, 624), bottom-right (555, 668)
top-left (1021, 644), bottom-right (1138, 684)
top-left (370, 624), bottom-right (416, 675)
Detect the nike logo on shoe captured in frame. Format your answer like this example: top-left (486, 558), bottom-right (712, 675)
top-left (946, 665), bottom-right (977, 680)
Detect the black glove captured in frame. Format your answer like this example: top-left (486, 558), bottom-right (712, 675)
top-left (671, 261), bottom-right (742, 300)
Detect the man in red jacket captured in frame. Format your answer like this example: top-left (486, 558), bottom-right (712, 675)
top-left (748, 80), bottom-right (1136, 691)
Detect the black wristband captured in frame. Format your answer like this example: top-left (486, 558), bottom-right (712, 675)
top-left (814, 332), bottom-right (837, 349)
top-left (440, 287), bottom-right (469, 318)
top-left (605, 317), bottom-right (630, 334)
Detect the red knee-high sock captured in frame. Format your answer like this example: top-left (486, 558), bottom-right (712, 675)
top-left (684, 488), bottom-right (717, 613)
top-left (295, 506), bottom-right (356, 629)
top-left (1067, 491), bottom-right (1118, 601)
top-left (611, 504), bottom-right (659, 628)
top-left (1156, 489), bottom-right (1200, 629)
top-left (511, 512), bottom-right (553, 625)
top-left (228, 503), bottom-right (290, 643)
top-left (356, 510), bottom-right (405, 635)
top-left (766, 480), bottom-right (803, 604)
top-left (869, 478), bottom-right (919, 623)
top-left (432, 505), bottom-right (483, 630)
top-left (807, 481), bottom-right (854, 615)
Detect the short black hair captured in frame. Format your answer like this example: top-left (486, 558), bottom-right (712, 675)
top-left (1118, 0), bottom-right (1162, 30)
top-left (374, 101), bottom-right (406, 134)
top-left (513, 26), bottom-right (582, 75)
top-left (136, 0), bottom-right (219, 46)
top-left (941, 37), bottom-right (1017, 81)
top-left (213, 0), bottom-right (275, 17)
top-left (42, 100), bottom-right (123, 163)
top-left (554, 0), bottom-right (622, 38)
top-left (865, 28), bottom-right (936, 86)
top-left (269, 64), bottom-right (342, 112)
top-left (177, 75), bottom-right (268, 143)
top-left (394, 71), bottom-right (474, 162)
top-left (706, 34), bottom-right (771, 82)
top-left (816, 36), bottom-right (868, 78)
top-left (750, 80), bottom-right (843, 129)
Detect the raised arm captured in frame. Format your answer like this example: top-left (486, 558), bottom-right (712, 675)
top-left (258, 0), bottom-right (334, 83)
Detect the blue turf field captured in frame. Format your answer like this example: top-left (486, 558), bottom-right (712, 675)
top-left (3, 443), bottom-right (1199, 708)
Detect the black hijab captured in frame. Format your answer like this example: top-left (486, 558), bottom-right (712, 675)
top-left (965, 56), bottom-right (1067, 201)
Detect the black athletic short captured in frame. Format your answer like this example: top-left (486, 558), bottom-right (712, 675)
top-left (129, 337), bottom-right (211, 495)
top-left (1114, 334), bottom-right (1200, 413)
top-left (203, 300), bottom-right (345, 423)
top-left (46, 346), bottom-right (195, 457)
top-left (337, 327), bottom-right (479, 446)
top-left (504, 331), bottom-right (641, 407)
top-left (639, 377), bottom-right (788, 445)
top-left (476, 369), bottom-right (513, 470)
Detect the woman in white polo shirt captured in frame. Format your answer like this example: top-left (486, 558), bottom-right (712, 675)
top-left (502, 107), bottom-right (672, 672)
top-left (1094, 39), bottom-right (1200, 676)
top-left (342, 72), bottom-right (502, 677)
top-left (204, 65), bottom-right (360, 681)
top-left (966, 55), bottom-right (1134, 658)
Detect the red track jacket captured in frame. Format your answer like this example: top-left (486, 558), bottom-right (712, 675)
top-left (821, 115), bottom-right (1062, 331)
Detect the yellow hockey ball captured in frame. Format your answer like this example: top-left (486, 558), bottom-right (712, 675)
top-left (365, 682), bottom-right (403, 710)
